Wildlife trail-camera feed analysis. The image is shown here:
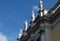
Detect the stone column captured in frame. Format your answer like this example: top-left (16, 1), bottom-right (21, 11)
top-left (41, 30), bottom-right (46, 41)
top-left (45, 27), bottom-right (53, 41)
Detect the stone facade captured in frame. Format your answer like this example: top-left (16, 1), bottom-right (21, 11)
top-left (17, 0), bottom-right (60, 41)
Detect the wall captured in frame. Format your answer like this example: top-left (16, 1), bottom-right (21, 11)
top-left (53, 20), bottom-right (60, 41)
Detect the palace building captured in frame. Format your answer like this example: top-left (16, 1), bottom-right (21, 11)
top-left (17, 0), bottom-right (60, 41)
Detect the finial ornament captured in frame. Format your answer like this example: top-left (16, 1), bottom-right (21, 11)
top-left (40, 0), bottom-right (43, 17)
top-left (32, 10), bottom-right (35, 22)
top-left (24, 20), bottom-right (28, 31)
top-left (18, 29), bottom-right (23, 38)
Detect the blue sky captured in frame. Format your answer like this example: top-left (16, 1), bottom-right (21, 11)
top-left (0, 0), bottom-right (58, 41)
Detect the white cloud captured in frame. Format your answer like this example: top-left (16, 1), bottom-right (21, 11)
top-left (0, 32), bottom-right (8, 41)
top-left (33, 6), bottom-right (39, 11)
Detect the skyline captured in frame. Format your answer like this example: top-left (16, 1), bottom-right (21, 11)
top-left (0, 0), bottom-right (58, 41)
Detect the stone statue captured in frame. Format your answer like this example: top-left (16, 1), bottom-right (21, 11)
top-left (31, 10), bottom-right (35, 22)
top-left (24, 20), bottom-right (28, 31)
top-left (18, 29), bottom-right (23, 38)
